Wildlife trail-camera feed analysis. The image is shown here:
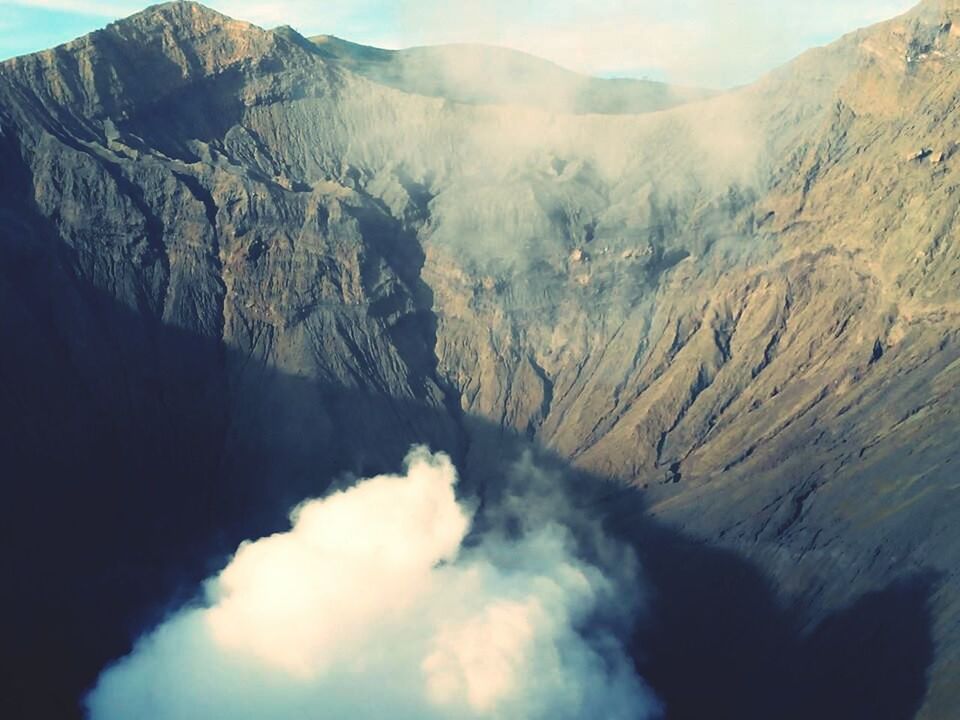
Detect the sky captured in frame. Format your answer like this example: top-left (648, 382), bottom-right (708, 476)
top-left (0, 0), bottom-right (918, 87)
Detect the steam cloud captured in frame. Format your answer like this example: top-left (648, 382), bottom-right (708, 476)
top-left (85, 447), bottom-right (660, 719)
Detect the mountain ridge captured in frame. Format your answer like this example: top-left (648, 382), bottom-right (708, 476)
top-left (1, 1), bottom-right (959, 717)
top-left (304, 33), bottom-right (716, 114)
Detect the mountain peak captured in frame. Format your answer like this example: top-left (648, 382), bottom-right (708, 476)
top-left (107, 1), bottom-right (267, 46)
top-left (121, 1), bottom-right (233, 28)
top-left (95, 0), bottom-right (289, 81)
top-left (0, 1), bottom-right (297, 125)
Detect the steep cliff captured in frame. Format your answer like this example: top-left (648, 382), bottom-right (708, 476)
top-left (2, 1), bottom-right (959, 717)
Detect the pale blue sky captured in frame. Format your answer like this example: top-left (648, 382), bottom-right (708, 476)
top-left (0, 0), bottom-right (918, 87)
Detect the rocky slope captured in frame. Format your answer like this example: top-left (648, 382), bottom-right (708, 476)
top-left (1, 1), bottom-right (960, 717)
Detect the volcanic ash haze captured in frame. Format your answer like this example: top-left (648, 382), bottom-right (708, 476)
top-left (1, 0), bottom-right (960, 718)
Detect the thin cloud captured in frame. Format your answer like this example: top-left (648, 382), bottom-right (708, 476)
top-left (384, 0), bottom-right (919, 86)
top-left (2, 0), bottom-right (921, 85)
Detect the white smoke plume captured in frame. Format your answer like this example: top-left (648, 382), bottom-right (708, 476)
top-left (85, 447), bottom-right (661, 719)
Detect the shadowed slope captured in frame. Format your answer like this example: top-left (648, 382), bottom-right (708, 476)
top-left (0, 203), bottom-right (937, 720)
top-left (0, 1), bottom-right (958, 717)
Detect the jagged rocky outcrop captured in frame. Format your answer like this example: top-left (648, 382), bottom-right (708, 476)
top-left (2, 1), bottom-right (960, 717)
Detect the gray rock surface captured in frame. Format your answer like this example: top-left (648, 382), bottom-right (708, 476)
top-left (2, 1), bottom-right (959, 717)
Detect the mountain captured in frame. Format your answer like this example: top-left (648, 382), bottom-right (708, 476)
top-left (1, 1), bottom-right (959, 717)
top-left (303, 33), bottom-right (716, 114)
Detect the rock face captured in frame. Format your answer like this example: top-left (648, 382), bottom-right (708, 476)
top-left (2, 1), bottom-right (960, 717)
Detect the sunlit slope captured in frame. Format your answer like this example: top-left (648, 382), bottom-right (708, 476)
top-left (1, 1), bottom-right (960, 716)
